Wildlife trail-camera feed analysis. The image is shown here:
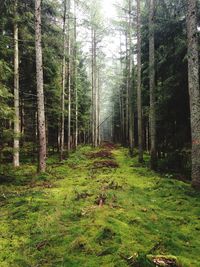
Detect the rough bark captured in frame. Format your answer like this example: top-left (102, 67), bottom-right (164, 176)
top-left (13, 0), bottom-right (20, 167)
top-left (149, 0), bottom-right (157, 170)
top-left (60, 0), bottom-right (67, 160)
top-left (136, 0), bottom-right (143, 163)
top-left (187, 0), bottom-right (200, 189)
top-left (35, 0), bottom-right (46, 172)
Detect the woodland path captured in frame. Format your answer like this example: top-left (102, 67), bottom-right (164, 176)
top-left (1, 145), bottom-right (200, 266)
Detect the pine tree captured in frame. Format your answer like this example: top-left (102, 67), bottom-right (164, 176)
top-left (35, 0), bottom-right (46, 172)
top-left (149, 0), bottom-right (157, 170)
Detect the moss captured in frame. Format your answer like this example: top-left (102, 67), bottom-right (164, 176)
top-left (1, 146), bottom-right (200, 266)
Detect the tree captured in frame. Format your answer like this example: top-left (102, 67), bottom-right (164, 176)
top-left (136, 0), bottom-right (143, 163)
top-left (35, 0), bottom-right (46, 172)
top-left (128, 0), bottom-right (134, 156)
top-left (186, 0), bottom-right (200, 189)
top-left (13, 0), bottom-right (20, 167)
top-left (60, 0), bottom-right (67, 160)
top-left (67, 0), bottom-right (71, 153)
top-left (149, 0), bottom-right (157, 169)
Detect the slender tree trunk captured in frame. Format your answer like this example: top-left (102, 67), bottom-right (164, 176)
top-left (125, 31), bottom-right (129, 143)
top-left (91, 27), bottom-right (95, 146)
top-left (94, 30), bottom-right (98, 147)
top-left (187, 0), bottom-right (200, 189)
top-left (97, 69), bottom-right (101, 145)
top-left (128, 0), bottom-right (134, 156)
top-left (60, 0), bottom-right (67, 160)
top-left (67, 0), bottom-right (71, 153)
top-left (35, 0), bottom-right (46, 172)
top-left (136, 0), bottom-right (143, 163)
top-left (74, 0), bottom-right (78, 149)
top-left (149, 0), bottom-right (157, 169)
top-left (119, 32), bottom-right (125, 144)
top-left (13, 0), bottom-right (20, 167)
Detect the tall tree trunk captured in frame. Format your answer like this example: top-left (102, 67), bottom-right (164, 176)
top-left (67, 0), bottom-right (71, 153)
top-left (149, 0), bottom-right (157, 169)
top-left (13, 0), bottom-right (20, 167)
top-left (136, 0), bottom-right (143, 163)
top-left (187, 0), bottom-right (200, 189)
top-left (91, 27), bottom-right (95, 146)
top-left (74, 0), bottom-right (78, 149)
top-left (97, 69), bottom-right (101, 145)
top-left (128, 0), bottom-right (134, 156)
top-left (94, 30), bottom-right (98, 147)
top-left (60, 0), bottom-right (67, 160)
top-left (35, 0), bottom-right (46, 172)
top-left (125, 31), bottom-right (129, 144)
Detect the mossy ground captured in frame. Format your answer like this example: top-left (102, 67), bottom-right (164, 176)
top-left (1, 146), bottom-right (200, 267)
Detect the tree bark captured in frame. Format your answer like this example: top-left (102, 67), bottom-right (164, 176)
top-left (187, 0), bottom-right (200, 189)
top-left (74, 0), bottom-right (78, 149)
top-left (94, 30), bottom-right (98, 147)
top-left (128, 0), bottom-right (134, 156)
top-left (125, 31), bottom-right (129, 143)
top-left (67, 0), bottom-right (71, 153)
top-left (91, 27), bottom-right (95, 146)
top-left (35, 0), bottom-right (46, 172)
top-left (149, 0), bottom-right (157, 169)
top-left (136, 0), bottom-right (143, 163)
top-left (60, 0), bottom-right (67, 160)
top-left (13, 0), bottom-right (20, 167)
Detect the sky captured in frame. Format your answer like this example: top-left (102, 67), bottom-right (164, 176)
top-left (102, 0), bottom-right (117, 19)
top-left (101, 0), bottom-right (121, 60)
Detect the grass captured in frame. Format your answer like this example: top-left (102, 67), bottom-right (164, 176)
top-left (0, 146), bottom-right (200, 266)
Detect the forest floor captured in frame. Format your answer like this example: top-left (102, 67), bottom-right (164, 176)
top-left (1, 145), bottom-right (200, 267)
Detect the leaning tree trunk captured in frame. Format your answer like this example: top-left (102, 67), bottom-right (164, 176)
top-left (60, 0), bottom-right (67, 160)
top-left (136, 0), bottom-right (143, 163)
top-left (187, 0), bottom-right (200, 189)
top-left (35, 0), bottom-right (46, 172)
top-left (13, 0), bottom-right (20, 167)
top-left (149, 0), bottom-right (157, 170)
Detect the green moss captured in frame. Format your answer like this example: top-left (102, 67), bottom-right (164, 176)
top-left (1, 146), bottom-right (200, 266)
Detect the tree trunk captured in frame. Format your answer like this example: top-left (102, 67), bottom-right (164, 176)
top-left (91, 27), bottom-right (95, 146)
top-left (149, 0), bottom-right (157, 170)
top-left (97, 69), bottom-right (101, 145)
top-left (136, 0), bottom-right (143, 163)
top-left (67, 0), bottom-right (71, 153)
top-left (125, 31), bottom-right (129, 144)
top-left (94, 30), bottom-right (98, 147)
top-left (128, 0), bottom-right (134, 156)
top-left (60, 0), bottom-right (67, 160)
top-left (187, 0), bottom-right (200, 189)
top-left (74, 0), bottom-right (78, 149)
top-left (35, 0), bottom-right (46, 172)
top-left (13, 0), bottom-right (20, 167)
